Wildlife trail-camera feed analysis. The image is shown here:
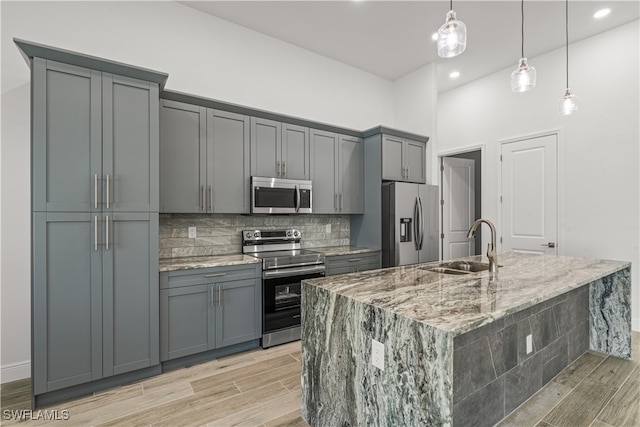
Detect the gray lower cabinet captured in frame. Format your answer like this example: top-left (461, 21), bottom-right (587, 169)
top-left (325, 251), bottom-right (381, 276)
top-left (250, 117), bottom-right (310, 180)
top-left (160, 264), bottom-right (261, 361)
top-left (310, 129), bottom-right (364, 213)
top-left (159, 99), bottom-right (250, 213)
top-left (30, 57), bottom-right (161, 396)
top-left (382, 135), bottom-right (426, 184)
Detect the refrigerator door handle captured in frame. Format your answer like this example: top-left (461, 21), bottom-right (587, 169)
top-left (418, 196), bottom-right (425, 250)
top-left (414, 197), bottom-right (420, 251)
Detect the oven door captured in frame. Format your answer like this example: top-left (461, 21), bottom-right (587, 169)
top-left (262, 266), bottom-right (325, 334)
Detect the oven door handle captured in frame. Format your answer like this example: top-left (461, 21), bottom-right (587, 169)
top-left (263, 265), bottom-right (325, 279)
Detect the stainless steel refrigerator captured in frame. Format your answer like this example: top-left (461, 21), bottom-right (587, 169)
top-left (382, 182), bottom-right (439, 267)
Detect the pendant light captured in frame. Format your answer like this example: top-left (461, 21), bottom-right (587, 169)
top-left (511, 0), bottom-right (536, 92)
top-left (559, 0), bottom-right (578, 115)
top-left (437, 0), bottom-right (467, 58)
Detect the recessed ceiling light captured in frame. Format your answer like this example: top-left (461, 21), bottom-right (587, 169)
top-left (593, 8), bottom-right (611, 18)
top-left (431, 32), bottom-right (438, 41)
top-left (449, 71), bottom-right (460, 79)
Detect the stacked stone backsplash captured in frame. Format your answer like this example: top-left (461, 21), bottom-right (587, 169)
top-left (159, 214), bottom-right (350, 259)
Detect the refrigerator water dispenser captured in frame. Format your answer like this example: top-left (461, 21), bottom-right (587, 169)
top-left (400, 218), bottom-right (412, 242)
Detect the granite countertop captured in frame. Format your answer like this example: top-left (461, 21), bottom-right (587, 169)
top-left (159, 254), bottom-right (260, 272)
top-left (303, 252), bottom-right (629, 336)
top-left (308, 246), bottom-right (380, 257)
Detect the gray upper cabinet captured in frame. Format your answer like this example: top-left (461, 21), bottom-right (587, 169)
top-left (159, 100), bottom-right (249, 213)
top-left (381, 135), bottom-right (426, 183)
top-left (208, 109), bottom-right (251, 213)
top-left (251, 118), bottom-right (310, 180)
top-left (339, 135), bottom-right (364, 213)
top-left (159, 100), bottom-right (206, 213)
top-left (31, 57), bottom-right (160, 396)
top-left (311, 129), bottom-right (363, 213)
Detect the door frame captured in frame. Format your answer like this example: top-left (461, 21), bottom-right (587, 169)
top-left (438, 143), bottom-right (486, 260)
top-left (498, 129), bottom-right (565, 254)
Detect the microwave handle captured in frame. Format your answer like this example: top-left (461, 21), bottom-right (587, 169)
top-left (295, 185), bottom-right (300, 213)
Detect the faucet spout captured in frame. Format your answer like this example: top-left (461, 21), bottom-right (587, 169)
top-left (467, 218), bottom-right (499, 279)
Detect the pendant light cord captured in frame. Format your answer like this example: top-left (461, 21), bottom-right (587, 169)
top-left (565, 0), bottom-right (569, 88)
top-left (450, 0), bottom-right (453, 10)
top-left (521, 0), bottom-right (525, 58)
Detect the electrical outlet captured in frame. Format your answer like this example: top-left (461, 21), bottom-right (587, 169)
top-left (325, 224), bottom-right (331, 233)
top-left (188, 227), bottom-right (197, 239)
top-left (371, 339), bottom-right (385, 371)
top-left (526, 334), bottom-right (533, 354)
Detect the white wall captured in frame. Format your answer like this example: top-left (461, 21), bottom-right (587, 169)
top-left (0, 0), bottom-right (397, 382)
top-left (438, 20), bottom-right (640, 331)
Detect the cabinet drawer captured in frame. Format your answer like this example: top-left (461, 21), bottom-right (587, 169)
top-left (160, 264), bottom-right (260, 289)
top-left (326, 252), bottom-right (381, 276)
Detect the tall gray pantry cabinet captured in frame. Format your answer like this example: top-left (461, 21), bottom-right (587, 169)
top-left (20, 39), bottom-right (168, 405)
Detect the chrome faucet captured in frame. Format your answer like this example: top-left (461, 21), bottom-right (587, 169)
top-left (467, 218), bottom-right (498, 279)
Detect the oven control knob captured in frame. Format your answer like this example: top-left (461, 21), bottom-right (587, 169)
top-left (254, 231), bottom-right (260, 238)
top-left (245, 231), bottom-right (252, 239)
top-left (286, 230), bottom-right (292, 237)
top-left (293, 230), bottom-right (299, 237)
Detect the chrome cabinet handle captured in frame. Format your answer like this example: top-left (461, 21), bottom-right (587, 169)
top-left (541, 242), bottom-right (556, 248)
top-left (348, 258), bottom-right (362, 263)
top-left (282, 161), bottom-right (286, 177)
top-left (340, 193), bottom-right (344, 211)
top-left (106, 174), bottom-right (110, 209)
top-left (105, 215), bottom-right (109, 250)
top-left (200, 185), bottom-right (205, 211)
top-left (209, 186), bottom-right (213, 212)
top-left (335, 194), bottom-right (339, 212)
top-left (205, 273), bottom-right (226, 278)
top-left (94, 174), bottom-right (98, 209)
top-left (218, 286), bottom-right (222, 307)
top-left (94, 216), bottom-right (98, 251)
top-left (276, 161), bottom-right (281, 177)
top-left (407, 166), bottom-right (410, 180)
top-left (210, 286), bottom-right (214, 306)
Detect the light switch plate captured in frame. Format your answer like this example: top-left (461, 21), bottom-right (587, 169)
top-left (371, 339), bottom-right (385, 371)
top-left (526, 334), bottom-right (533, 354)
top-left (325, 224), bottom-right (331, 233)
top-left (188, 227), bottom-right (197, 239)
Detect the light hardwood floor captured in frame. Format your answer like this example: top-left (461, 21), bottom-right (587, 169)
top-left (2, 332), bottom-right (638, 426)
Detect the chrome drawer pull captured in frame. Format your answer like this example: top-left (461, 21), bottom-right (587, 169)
top-left (205, 273), bottom-right (227, 278)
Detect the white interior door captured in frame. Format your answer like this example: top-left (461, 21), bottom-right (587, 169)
top-left (442, 157), bottom-right (475, 260)
top-left (501, 134), bottom-right (558, 254)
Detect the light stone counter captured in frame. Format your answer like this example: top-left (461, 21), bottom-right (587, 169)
top-left (159, 254), bottom-right (260, 272)
top-left (307, 246), bottom-right (380, 257)
top-left (301, 252), bottom-right (631, 427)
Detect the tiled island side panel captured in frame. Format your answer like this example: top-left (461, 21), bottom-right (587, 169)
top-left (301, 282), bottom-right (453, 427)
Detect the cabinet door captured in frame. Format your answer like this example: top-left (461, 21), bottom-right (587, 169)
top-left (310, 129), bottom-right (338, 213)
top-left (102, 212), bottom-right (159, 376)
top-left (251, 117), bottom-right (281, 178)
top-left (32, 59), bottom-right (102, 213)
top-left (339, 135), bottom-right (364, 213)
top-left (404, 139), bottom-right (427, 184)
top-left (159, 100), bottom-right (206, 213)
top-left (102, 74), bottom-right (159, 213)
top-left (282, 124), bottom-right (310, 180)
top-left (216, 278), bottom-right (261, 348)
top-left (32, 212), bottom-right (102, 394)
top-left (209, 110), bottom-right (250, 213)
top-left (160, 285), bottom-right (214, 361)
top-left (382, 135), bottom-right (405, 181)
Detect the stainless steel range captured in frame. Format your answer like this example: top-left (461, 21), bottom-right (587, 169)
top-left (242, 229), bottom-right (325, 348)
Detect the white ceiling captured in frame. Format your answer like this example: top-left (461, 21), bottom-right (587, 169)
top-left (180, 0), bottom-right (639, 92)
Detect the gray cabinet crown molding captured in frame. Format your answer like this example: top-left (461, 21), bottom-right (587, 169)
top-left (14, 38), bottom-right (169, 89)
top-left (362, 126), bottom-right (430, 143)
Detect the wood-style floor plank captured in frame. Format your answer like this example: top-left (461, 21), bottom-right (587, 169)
top-left (497, 381), bottom-right (572, 427)
top-left (552, 351), bottom-right (605, 389)
top-left (594, 364), bottom-right (640, 427)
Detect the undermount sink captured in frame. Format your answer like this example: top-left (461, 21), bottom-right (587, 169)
top-left (424, 261), bottom-right (491, 275)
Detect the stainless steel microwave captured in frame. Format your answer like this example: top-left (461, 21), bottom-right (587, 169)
top-left (251, 176), bottom-right (312, 214)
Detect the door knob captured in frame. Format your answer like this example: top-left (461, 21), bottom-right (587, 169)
top-left (541, 242), bottom-right (556, 248)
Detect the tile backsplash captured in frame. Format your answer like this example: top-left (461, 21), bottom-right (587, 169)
top-left (159, 214), bottom-right (350, 259)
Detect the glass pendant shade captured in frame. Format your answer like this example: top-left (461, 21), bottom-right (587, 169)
top-left (558, 88), bottom-right (578, 115)
top-left (511, 58), bottom-right (536, 92)
top-left (437, 11), bottom-right (467, 58)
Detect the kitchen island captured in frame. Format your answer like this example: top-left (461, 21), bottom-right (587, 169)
top-left (300, 252), bottom-right (631, 427)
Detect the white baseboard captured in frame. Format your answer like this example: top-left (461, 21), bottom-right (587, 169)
top-left (633, 317), bottom-right (640, 332)
top-left (1, 360), bottom-right (30, 384)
